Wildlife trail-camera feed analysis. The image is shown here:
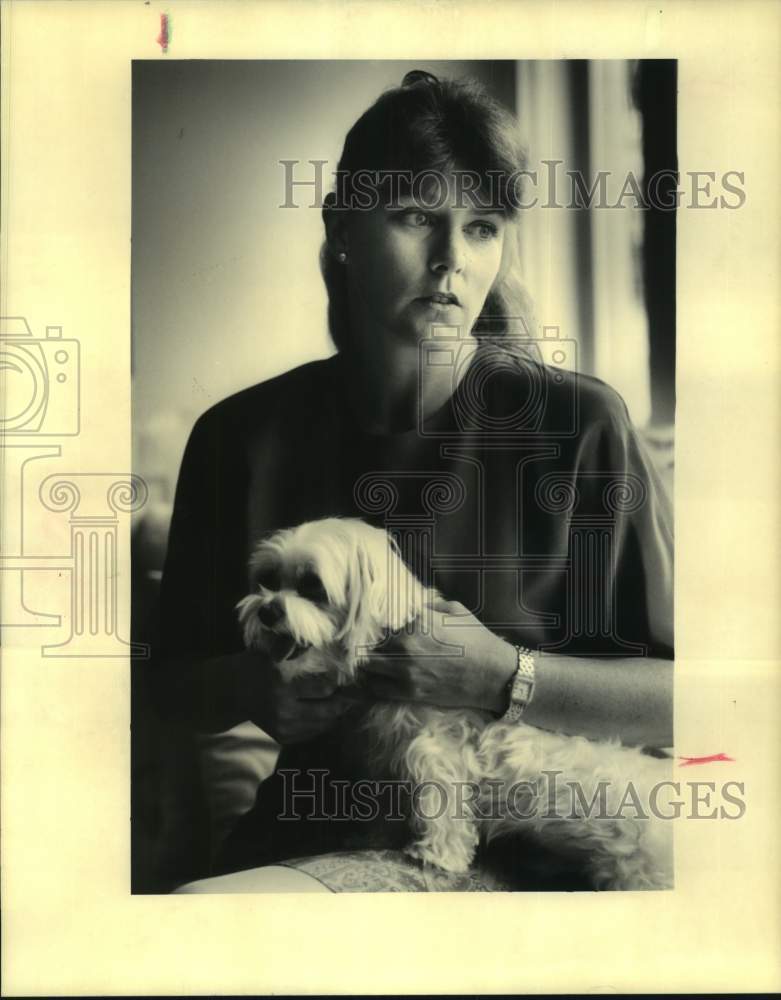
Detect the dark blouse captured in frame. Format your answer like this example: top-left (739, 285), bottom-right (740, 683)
top-left (160, 350), bottom-right (673, 664)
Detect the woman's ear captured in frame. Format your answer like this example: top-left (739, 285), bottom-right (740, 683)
top-left (322, 192), bottom-right (349, 259)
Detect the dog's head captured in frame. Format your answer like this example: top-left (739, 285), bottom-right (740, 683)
top-left (236, 518), bottom-right (429, 680)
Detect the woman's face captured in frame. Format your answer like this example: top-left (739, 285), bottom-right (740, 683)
top-left (341, 175), bottom-right (508, 351)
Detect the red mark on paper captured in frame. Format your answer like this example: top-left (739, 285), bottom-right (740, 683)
top-left (157, 14), bottom-right (170, 53)
top-left (678, 753), bottom-right (735, 767)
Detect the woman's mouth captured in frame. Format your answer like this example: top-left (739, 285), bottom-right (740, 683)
top-left (419, 293), bottom-right (461, 308)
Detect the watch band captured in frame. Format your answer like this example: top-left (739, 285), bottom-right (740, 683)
top-left (501, 645), bottom-right (536, 722)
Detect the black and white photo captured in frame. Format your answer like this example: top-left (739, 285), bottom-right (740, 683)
top-left (3, 2), bottom-right (779, 993)
top-left (131, 59), bottom-right (678, 894)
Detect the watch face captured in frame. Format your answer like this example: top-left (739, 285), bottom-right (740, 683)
top-left (501, 647), bottom-right (535, 721)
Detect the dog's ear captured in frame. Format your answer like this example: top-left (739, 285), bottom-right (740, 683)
top-left (337, 526), bottom-right (425, 666)
top-left (336, 536), bottom-right (383, 665)
top-left (381, 533), bottom-right (428, 632)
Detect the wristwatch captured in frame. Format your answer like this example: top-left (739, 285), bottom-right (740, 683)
top-left (501, 645), bottom-right (536, 723)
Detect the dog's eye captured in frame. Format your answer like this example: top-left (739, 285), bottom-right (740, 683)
top-left (296, 571), bottom-right (327, 601)
top-left (255, 568), bottom-right (280, 592)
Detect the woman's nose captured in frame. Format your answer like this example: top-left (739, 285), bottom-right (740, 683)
top-left (429, 229), bottom-right (466, 274)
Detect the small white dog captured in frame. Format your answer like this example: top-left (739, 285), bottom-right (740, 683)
top-left (237, 517), bottom-right (672, 890)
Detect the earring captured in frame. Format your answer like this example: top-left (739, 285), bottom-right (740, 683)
top-left (337, 251), bottom-right (347, 263)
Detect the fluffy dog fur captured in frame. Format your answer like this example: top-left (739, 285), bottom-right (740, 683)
top-left (237, 517), bottom-right (672, 890)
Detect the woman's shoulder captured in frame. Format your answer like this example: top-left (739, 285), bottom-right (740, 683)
top-left (560, 367), bottom-right (632, 428)
top-left (480, 353), bottom-right (632, 437)
top-left (193, 355), bottom-right (338, 431)
top-left (545, 363), bottom-right (634, 442)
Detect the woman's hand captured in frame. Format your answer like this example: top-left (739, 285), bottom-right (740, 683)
top-left (267, 668), bottom-right (359, 745)
top-left (359, 598), bottom-right (517, 714)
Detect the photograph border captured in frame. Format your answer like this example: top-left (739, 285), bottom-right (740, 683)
top-left (2, 1), bottom-right (779, 995)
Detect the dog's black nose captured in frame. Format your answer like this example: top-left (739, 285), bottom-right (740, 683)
top-left (257, 601), bottom-right (284, 627)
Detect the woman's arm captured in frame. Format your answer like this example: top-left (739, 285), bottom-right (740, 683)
top-left (155, 404), bottom-right (355, 744)
top-left (158, 651), bottom-right (275, 734)
top-left (513, 650), bottom-right (672, 748)
top-left (159, 650), bottom-right (359, 743)
top-left (359, 601), bottom-right (673, 749)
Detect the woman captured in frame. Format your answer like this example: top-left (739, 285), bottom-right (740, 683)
top-left (159, 71), bottom-right (673, 892)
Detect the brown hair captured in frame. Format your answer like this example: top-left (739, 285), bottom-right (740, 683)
top-left (321, 71), bottom-right (535, 352)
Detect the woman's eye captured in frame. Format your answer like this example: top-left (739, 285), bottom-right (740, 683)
top-left (398, 210), bottom-right (431, 228)
top-left (467, 221), bottom-right (499, 241)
